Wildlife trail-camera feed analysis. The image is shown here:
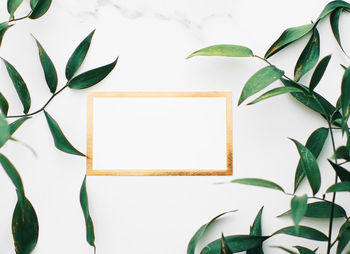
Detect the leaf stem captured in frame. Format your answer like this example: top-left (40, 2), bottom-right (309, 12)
top-left (8, 11), bottom-right (32, 23)
top-left (254, 55), bottom-right (293, 81)
top-left (6, 84), bottom-right (69, 118)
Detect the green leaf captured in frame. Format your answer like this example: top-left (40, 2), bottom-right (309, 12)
top-left (341, 68), bottom-right (350, 120)
top-left (186, 44), bottom-right (254, 59)
top-left (334, 146), bottom-right (350, 162)
top-left (68, 58), bottom-right (118, 89)
top-left (80, 176), bottom-right (95, 249)
top-left (294, 128), bottom-right (328, 192)
top-left (7, 0), bottom-right (23, 19)
top-left (65, 30), bottom-right (95, 80)
top-left (0, 22), bottom-right (13, 47)
top-left (0, 153), bottom-right (24, 195)
top-left (341, 64), bottom-right (348, 71)
top-left (272, 246), bottom-right (298, 254)
top-left (309, 55), bottom-right (332, 92)
top-left (201, 235), bottom-right (269, 254)
top-left (337, 220), bottom-right (350, 254)
top-left (12, 191), bottom-right (39, 254)
top-left (247, 207), bottom-right (264, 254)
top-left (33, 36), bottom-right (57, 93)
top-left (2, 58), bottom-right (31, 114)
top-left (328, 160), bottom-right (350, 182)
top-left (330, 8), bottom-right (347, 56)
top-left (187, 210), bottom-right (236, 254)
top-left (238, 66), bottom-right (284, 105)
top-left (44, 111), bottom-right (85, 156)
top-left (231, 178), bottom-right (285, 192)
top-left (294, 246), bottom-right (316, 254)
top-left (29, 0), bottom-right (52, 19)
top-left (318, 0), bottom-right (350, 20)
top-left (273, 226), bottom-right (328, 241)
top-left (247, 86), bottom-right (304, 105)
top-left (220, 234), bottom-right (233, 254)
top-left (0, 92), bottom-right (9, 116)
top-left (290, 139), bottom-right (321, 195)
top-left (294, 29), bottom-right (320, 82)
top-left (0, 114), bottom-right (10, 147)
top-left (9, 117), bottom-right (30, 136)
top-left (291, 195), bottom-right (307, 233)
top-left (265, 24), bottom-right (314, 59)
top-left (327, 181), bottom-right (350, 192)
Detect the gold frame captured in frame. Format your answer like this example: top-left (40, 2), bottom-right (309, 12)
top-left (86, 91), bottom-right (232, 176)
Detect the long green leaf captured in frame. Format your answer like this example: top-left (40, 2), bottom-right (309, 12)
top-left (2, 58), bottom-right (31, 114)
top-left (201, 235), bottom-right (269, 254)
top-left (294, 29), bottom-right (320, 82)
top-left (65, 30), bottom-right (95, 80)
top-left (337, 220), bottom-right (350, 254)
top-left (341, 68), bottom-right (350, 120)
top-left (330, 8), bottom-right (347, 56)
top-left (318, 1), bottom-right (350, 20)
top-left (12, 191), bottom-right (39, 254)
top-left (328, 160), bottom-right (350, 182)
top-left (0, 92), bottom-right (9, 116)
top-left (7, 0), bottom-right (23, 18)
top-left (291, 195), bottom-right (307, 233)
top-left (0, 153), bottom-right (24, 195)
top-left (9, 117), bottom-right (30, 136)
top-left (334, 146), bottom-right (350, 161)
top-left (187, 210), bottom-right (236, 254)
top-left (294, 246), bottom-right (316, 254)
top-left (294, 128), bottom-right (328, 192)
top-left (186, 44), bottom-right (254, 59)
top-left (265, 24), bottom-right (314, 59)
top-left (327, 181), bottom-right (350, 192)
top-left (220, 234), bottom-right (233, 254)
top-left (290, 139), bottom-right (321, 195)
top-left (238, 65), bottom-right (284, 105)
top-left (68, 58), bottom-right (118, 89)
top-left (247, 86), bottom-right (304, 105)
top-left (44, 111), bottom-right (85, 156)
top-left (29, 0), bottom-right (52, 19)
top-left (309, 55), bottom-right (332, 92)
top-left (247, 207), bottom-right (264, 254)
top-left (80, 176), bottom-right (95, 250)
top-left (273, 226), bottom-right (328, 241)
top-left (0, 114), bottom-right (10, 147)
top-left (231, 178), bottom-right (285, 192)
top-left (0, 22), bottom-right (13, 47)
top-left (33, 37), bottom-right (57, 93)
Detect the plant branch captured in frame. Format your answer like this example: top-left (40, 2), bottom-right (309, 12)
top-left (8, 11), bottom-right (33, 23)
top-left (254, 55), bottom-right (293, 81)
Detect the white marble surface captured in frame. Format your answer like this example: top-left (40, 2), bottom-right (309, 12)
top-left (0, 0), bottom-right (349, 253)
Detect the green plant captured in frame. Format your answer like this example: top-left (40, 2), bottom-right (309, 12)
top-left (0, 1), bottom-right (117, 253)
top-left (187, 1), bottom-right (350, 253)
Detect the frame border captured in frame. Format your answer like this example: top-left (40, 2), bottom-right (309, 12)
top-left (86, 91), bottom-right (232, 176)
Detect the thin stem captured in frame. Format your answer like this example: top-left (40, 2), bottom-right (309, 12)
top-left (253, 55), bottom-right (293, 81)
top-left (8, 11), bottom-right (32, 23)
top-left (285, 192), bottom-right (327, 203)
top-left (6, 84), bottom-right (69, 118)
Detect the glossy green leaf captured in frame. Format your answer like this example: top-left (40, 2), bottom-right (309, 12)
top-left (0, 153), bottom-right (24, 195)
top-left (294, 128), bottom-right (328, 192)
top-left (65, 30), bottom-right (95, 80)
top-left (0, 92), bottom-right (9, 116)
top-left (291, 195), bottom-right (307, 233)
top-left (327, 181), bottom-right (350, 192)
top-left (318, 1), bottom-right (350, 20)
top-left (44, 111), bottom-right (85, 156)
top-left (334, 146), bottom-right (350, 162)
top-left (294, 246), bottom-right (316, 254)
top-left (290, 139), bottom-right (321, 195)
top-left (247, 87), bottom-right (303, 105)
top-left (186, 44), bottom-right (254, 59)
top-left (80, 176), bottom-right (95, 250)
top-left (33, 37), bottom-right (57, 93)
top-left (30, 0), bottom-right (39, 9)
top-left (309, 55), bottom-right (332, 92)
top-left (294, 29), bottom-right (320, 82)
top-left (187, 210), bottom-right (236, 254)
top-left (9, 117), bottom-right (30, 136)
top-left (12, 191), bottom-right (38, 254)
top-left (29, 0), bottom-right (52, 19)
top-left (201, 235), bottom-right (269, 254)
top-left (328, 160), bottom-right (350, 182)
top-left (330, 8), bottom-right (347, 56)
top-left (0, 114), bottom-right (10, 147)
top-left (341, 68), bottom-right (350, 120)
top-left (68, 58), bottom-right (118, 89)
top-left (238, 65), bottom-right (284, 105)
top-left (337, 220), bottom-right (350, 254)
top-left (272, 246), bottom-right (297, 254)
top-left (220, 234), bottom-right (233, 254)
top-left (2, 58), bottom-right (31, 114)
top-left (265, 24), bottom-right (314, 59)
top-left (279, 201), bottom-right (347, 218)
top-left (7, 0), bottom-right (23, 18)
top-left (231, 178), bottom-right (285, 192)
top-left (273, 226), bottom-right (328, 241)
top-left (0, 22), bottom-right (13, 47)
top-left (247, 207), bottom-right (264, 254)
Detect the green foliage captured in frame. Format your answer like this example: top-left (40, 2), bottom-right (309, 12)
top-left (29, 0), bottom-right (52, 19)
top-left (247, 87), bottom-right (303, 105)
top-left (291, 195), bottom-right (308, 233)
top-left (7, 0), bottom-right (23, 19)
top-left (247, 207), bottom-right (264, 254)
top-left (337, 220), bottom-right (350, 254)
top-left (186, 44), bottom-right (254, 59)
top-left (9, 117), bottom-right (30, 135)
top-left (0, 114), bottom-right (10, 147)
top-left (273, 226), bottom-right (328, 241)
top-left (309, 55), bottom-right (332, 92)
top-left (220, 234), bottom-right (232, 254)
top-left (327, 181), bottom-right (350, 192)
top-left (0, 92), bottom-right (9, 116)
top-left (0, 22), bottom-right (13, 46)
top-left (230, 178), bottom-right (285, 192)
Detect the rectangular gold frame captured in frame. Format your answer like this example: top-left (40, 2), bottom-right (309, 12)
top-left (87, 91), bottom-right (232, 176)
